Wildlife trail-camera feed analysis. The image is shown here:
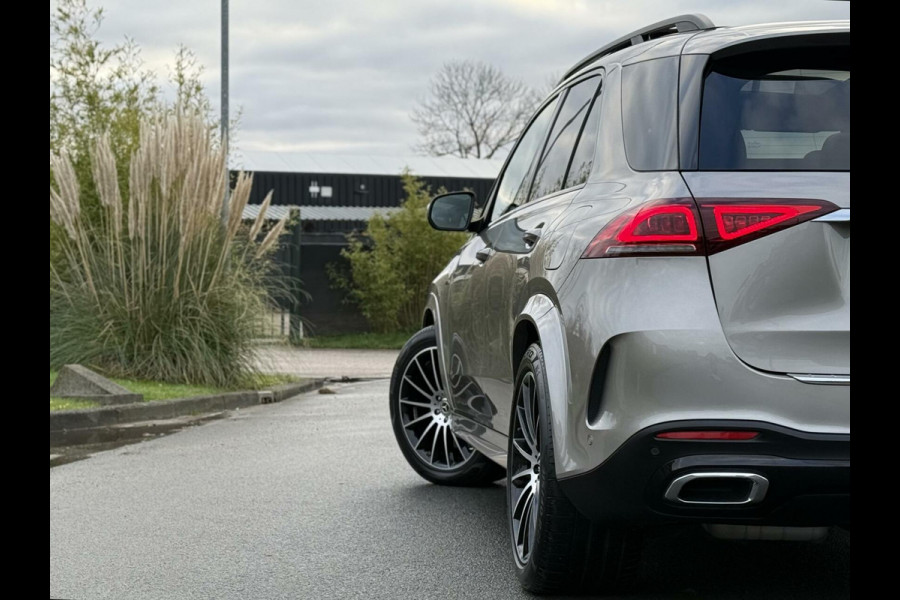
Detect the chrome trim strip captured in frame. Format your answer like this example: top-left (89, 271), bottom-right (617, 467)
top-left (789, 373), bottom-right (851, 385)
top-left (664, 472), bottom-right (769, 505)
top-left (813, 209), bottom-right (850, 223)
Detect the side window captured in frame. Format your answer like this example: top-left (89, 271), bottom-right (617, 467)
top-left (489, 96), bottom-right (559, 222)
top-left (621, 57), bottom-right (679, 170)
top-left (566, 84), bottom-right (603, 187)
top-left (529, 77), bottom-right (600, 201)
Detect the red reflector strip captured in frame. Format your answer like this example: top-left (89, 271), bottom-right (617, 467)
top-left (655, 431), bottom-right (759, 440)
top-left (711, 205), bottom-right (820, 241)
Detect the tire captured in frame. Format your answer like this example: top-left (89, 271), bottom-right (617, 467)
top-left (389, 326), bottom-right (504, 486)
top-left (507, 343), bottom-right (642, 594)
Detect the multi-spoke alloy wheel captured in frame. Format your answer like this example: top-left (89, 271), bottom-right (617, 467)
top-left (509, 371), bottom-right (541, 565)
top-left (389, 326), bottom-right (505, 486)
top-left (397, 346), bottom-right (474, 470)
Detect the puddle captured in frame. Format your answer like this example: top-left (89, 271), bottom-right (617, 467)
top-left (50, 412), bottom-right (227, 468)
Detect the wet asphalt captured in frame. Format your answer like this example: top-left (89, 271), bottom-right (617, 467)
top-left (50, 379), bottom-right (850, 600)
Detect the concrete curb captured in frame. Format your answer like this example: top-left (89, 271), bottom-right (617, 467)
top-left (50, 379), bottom-right (326, 434)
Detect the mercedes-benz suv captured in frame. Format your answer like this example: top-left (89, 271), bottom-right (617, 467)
top-left (389, 14), bottom-right (849, 594)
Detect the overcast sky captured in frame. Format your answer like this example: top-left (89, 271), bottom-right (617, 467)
top-left (52, 0), bottom-right (850, 158)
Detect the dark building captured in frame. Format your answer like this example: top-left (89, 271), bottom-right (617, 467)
top-left (233, 152), bottom-right (502, 336)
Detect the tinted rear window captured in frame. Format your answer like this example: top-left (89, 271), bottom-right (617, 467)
top-left (699, 46), bottom-right (850, 171)
top-left (622, 57), bottom-right (679, 171)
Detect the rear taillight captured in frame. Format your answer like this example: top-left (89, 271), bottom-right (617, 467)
top-left (698, 199), bottom-right (838, 254)
top-left (581, 199), bottom-right (702, 258)
top-left (582, 198), bottom-right (838, 258)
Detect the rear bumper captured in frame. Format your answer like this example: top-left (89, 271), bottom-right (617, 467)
top-left (557, 420), bottom-right (850, 527)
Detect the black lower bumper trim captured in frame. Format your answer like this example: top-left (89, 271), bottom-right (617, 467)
top-left (558, 420), bottom-right (849, 526)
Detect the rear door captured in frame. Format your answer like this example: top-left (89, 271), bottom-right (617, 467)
top-left (682, 40), bottom-right (849, 375)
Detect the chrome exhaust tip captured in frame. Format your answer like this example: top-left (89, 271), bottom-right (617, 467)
top-left (664, 472), bottom-right (769, 505)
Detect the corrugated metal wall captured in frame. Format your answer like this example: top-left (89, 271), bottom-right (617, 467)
top-left (245, 171), bottom-right (495, 209)
top-left (244, 169), bottom-right (497, 336)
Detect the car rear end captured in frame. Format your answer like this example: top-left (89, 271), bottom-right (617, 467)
top-left (557, 22), bottom-right (849, 536)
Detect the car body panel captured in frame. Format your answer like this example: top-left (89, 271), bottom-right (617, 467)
top-left (420, 18), bottom-right (850, 515)
top-left (682, 172), bottom-right (850, 375)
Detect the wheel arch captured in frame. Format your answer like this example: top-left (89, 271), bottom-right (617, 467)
top-left (514, 294), bottom-right (588, 474)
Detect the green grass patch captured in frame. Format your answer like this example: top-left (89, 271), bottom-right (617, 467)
top-left (50, 397), bottom-right (99, 411)
top-left (300, 331), bottom-right (415, 350)
top-left (50, 370), bottom-right (303, 410)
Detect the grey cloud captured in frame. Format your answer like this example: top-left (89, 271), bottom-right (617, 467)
top-left (57, 0), bottom-right (850, 155)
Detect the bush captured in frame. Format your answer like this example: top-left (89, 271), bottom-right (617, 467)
top-left (334, 173), bottom-right (468, 333)
top-left (49, 111), bottom-right (288, 386)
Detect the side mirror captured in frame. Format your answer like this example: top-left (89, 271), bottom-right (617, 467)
top-left (427, 191), bottom-right (476, 232)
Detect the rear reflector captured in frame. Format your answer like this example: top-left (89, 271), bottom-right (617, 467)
top-left (656, 431), bottom-right (759, 440)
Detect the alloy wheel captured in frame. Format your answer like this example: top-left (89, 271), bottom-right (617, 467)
top-left (396, 347), bottom-right (476, 470)
top-left (509, 371), bottom-right (541, 565)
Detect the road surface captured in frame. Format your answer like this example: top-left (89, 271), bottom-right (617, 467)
top-left (50, 379), bottom-right (850, 599)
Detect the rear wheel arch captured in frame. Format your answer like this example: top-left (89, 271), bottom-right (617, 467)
top-left (514, 295), bottom-right (587, 475)
top-left (512, 318), bottom-right (540, 376)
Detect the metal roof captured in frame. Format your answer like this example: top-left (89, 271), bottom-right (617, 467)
top-left (232, 151), bottom-right (503, 180)
top-left (242, 204), bottom-right (400, 222)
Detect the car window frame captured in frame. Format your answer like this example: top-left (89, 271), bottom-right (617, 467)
top-left (482, 93), bottom-right (563, 226)
top-left (479, 70), bottom-right (604, 228)
top-left (526, 75), bottom-right (602, 204)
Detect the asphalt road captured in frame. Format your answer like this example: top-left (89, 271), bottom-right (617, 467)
top-left (50, 379), bottom-right (850, 600)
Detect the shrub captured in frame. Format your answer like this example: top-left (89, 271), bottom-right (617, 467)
top-left (334, 173), bottom-right (468, 333)
top-left (49, 110), bottom-right (288, 386)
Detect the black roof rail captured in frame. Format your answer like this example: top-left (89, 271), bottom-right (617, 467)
top-left (559, 14), bottom-right (715, 83)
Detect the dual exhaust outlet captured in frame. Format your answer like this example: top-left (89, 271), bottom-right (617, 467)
top-left (664, 472), bottom-right (769, 506)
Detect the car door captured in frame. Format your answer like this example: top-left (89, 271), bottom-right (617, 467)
top-left (445, 76), bottom-right (603, 436)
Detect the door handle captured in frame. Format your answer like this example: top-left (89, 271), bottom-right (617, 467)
top-left (475, 248), bottom-right (494, 263)
top-left (522, 229), bottom-right (542, 247)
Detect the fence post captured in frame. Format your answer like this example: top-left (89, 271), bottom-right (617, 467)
top-left (289, 208), bottom-right (303, 345)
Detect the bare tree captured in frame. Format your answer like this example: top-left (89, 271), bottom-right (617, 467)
top-left (411, 60), bottom-right (542, 159)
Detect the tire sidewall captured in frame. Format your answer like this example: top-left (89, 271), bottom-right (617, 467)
top-left (508, 343), bottom-right (554, 576)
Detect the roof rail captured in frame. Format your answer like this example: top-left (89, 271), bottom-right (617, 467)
top-left (559, 14), bottom-right (715, 83)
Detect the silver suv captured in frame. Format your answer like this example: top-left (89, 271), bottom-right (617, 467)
top-left (389, 14), bottom-right (849, 594)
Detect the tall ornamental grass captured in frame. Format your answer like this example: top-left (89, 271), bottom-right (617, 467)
top-left (50, 111), bottom-right (288, 386)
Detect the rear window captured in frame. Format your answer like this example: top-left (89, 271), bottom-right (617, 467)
top-left (698, 46), bottom-right (849, 171)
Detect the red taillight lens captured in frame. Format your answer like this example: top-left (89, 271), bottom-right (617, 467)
top-left (582, 198), bottom-right (839, 258)
top-left (655, 430), bottom-right (759, 441)
top-left (581, 199), bottom-right (702, 258)
top-left (699, 200), bottom-right (837, 253)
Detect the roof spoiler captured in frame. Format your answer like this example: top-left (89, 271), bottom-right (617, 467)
top-left (560, 14), bottom-right (715, 83)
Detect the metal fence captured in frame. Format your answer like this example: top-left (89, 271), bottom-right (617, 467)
top-left (252, 210), bottom-right (304, 343)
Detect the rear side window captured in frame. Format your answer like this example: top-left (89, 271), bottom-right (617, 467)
top-left (622, 57), bottom-right (679, 171)
top-left (490, 97), bottom-right (559, 221)
top-left (699, 46), bottom-right (850, 171)
top-left (566, 86), bottom-right (603, 187)
top-left (529, 76), bottom-right (600, 201)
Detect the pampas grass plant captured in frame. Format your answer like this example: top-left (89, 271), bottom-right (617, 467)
top-left (50, 110), bottom-right (289, 386)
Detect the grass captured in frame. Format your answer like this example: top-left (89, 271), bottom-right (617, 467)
top-left (50, 370), bottom-right (303, 411)
top-left (300, 330), bottom-right (415, 350)
top-left (50, 397), bottom-right (100, 411)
